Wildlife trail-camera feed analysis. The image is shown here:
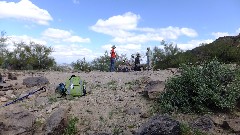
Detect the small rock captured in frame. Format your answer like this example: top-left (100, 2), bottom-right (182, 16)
top-left (125, 108), bottom-right (141, 115)
top-left (0, 97), bottom-right (8, 102)
top-left (190, 115), bottom-right (214, 132)
top-left (0, 91), bottom-right (5, 96)
top-left (140, 113), bottom-right (151, 118)
top-left (8, 72), bottom-right (17, 80)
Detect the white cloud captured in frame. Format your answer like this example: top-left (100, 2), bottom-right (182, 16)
top-left (5, 35), bottom-right (47, 51)
top-left (42, 28), bottom-right (90, 43)
top-left (91, 12), bottom-right (198, 44)
top-left (178, 39), bottom-right (213, 50)
top-left (9, 35), bottom-right (47, 45)
top-left (52, 44), bottom-right (95, 63)
top-left (90, 12), bottom-right (139, 37)
top-left (73, 0), bottom-right (80, 4)
top-left (64, 36), bottom-right (90, 43)
top-left (0, 0), bottom-right (53, 25)
top-left (42, 28), bottom-right (71, 39)
top-left (236, 28), bottom-right (240, 34)
top-left (212, 32), bottom-right (230, 39)
top-left (180, 28), bottom-right (198, 37)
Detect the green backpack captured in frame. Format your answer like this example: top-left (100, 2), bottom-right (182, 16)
top-left (65, 75), bottom-right (86, 96)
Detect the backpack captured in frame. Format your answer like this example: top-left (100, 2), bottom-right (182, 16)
top-left (56, 75), bottom-right (86, 97)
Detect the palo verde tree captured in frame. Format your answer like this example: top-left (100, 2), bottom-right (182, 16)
top-left (153, 40), bottom-right (182, 70)
top-left (71, 57), bottom-right (91, 72)
top-left (91, 50), bottom-right (110, 72)
top-left (3, 41), bottom-right (56, 70)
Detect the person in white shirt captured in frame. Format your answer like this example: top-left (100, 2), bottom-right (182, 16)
top-left (146, 47), bottom-right (153, 70)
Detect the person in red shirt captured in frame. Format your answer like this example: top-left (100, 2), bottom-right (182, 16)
top-left (110, 45), bottom-right (116, 72)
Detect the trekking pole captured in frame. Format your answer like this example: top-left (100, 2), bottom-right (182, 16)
top-left (0, 86), bottom-right (47, 108)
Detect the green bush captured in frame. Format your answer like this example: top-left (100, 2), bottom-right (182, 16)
top-left (180, 123), bottom-right (207, 135)
top-left (159, 59), bottom-right (240, 113)
top-left (64, 116), bottom-right (79, 135)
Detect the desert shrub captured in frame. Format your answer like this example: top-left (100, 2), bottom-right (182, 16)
top-left (180, 123), bottom-right (207, 135)
top-left (158, 58), bottom-right (240, 114)
top-left (3, 41), bottom-right (55, 70)
top-left (71, 57), bottom-right (91, 72)
top-left (64, 116), bottom-right (79, 135)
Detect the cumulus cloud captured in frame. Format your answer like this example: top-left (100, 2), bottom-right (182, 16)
top-left (42, 28), bottom-right (90, 43)
top-left (178, 39), bottom-right (213, 50)
top-left (212, 32), bottom-right (230, 39)
top-left (5, 35), bottom-right (47, 52)
top-left (9, 35), bottom-right (47, 45)
top-left (90, 12), bottom-right (139, 37)
top-left (91, 12), bottom-right (198, 44)
top-left (52, 44), bottom-right (95, 63)
top-left (0, 0), bottom-right (53, 25)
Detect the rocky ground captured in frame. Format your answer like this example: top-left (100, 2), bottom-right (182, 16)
top-left (0, 69), bottom-right (240, 135)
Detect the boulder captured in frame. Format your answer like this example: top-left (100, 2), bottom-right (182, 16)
top-left (0, 105), bottom-right (36, 135)
top-left (44, 107), bottom-right (68, 135)
top-left (190, 115), bottom-right (214, 132)
top-left (222, 118), bottom-right (240, 133)
top-left (8, 72), bottom-right (17, 80)
top-left (23, 77), bottom-right (49, 87)
top-left (135, 115), bottom-right (180, 135)
top-left (142, 80), bottom-right (165, 99)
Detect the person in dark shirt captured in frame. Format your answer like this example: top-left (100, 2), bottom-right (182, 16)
top-left (134, 53), bottom-right (141, 71)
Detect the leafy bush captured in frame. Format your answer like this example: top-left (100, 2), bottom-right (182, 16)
top-left (180, 123), bottom-right (207, 135)
top-left (3, 41), bottom-right (55, 70)
top-left (71, 57), bottom-right (91, 72)
top-left (159, 59), bottom-right (240, 113)
top-left (64, 116), bottom-right (79, 135)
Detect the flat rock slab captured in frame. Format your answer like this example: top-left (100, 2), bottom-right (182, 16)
top-left (142, 80), bottom-right (165, 99)
top-left (135, 115), bottom-right (180, 135)
top-left (23, 77), bottom-right (49, 87)
top-left (0, 105), bottom-right (36, 135)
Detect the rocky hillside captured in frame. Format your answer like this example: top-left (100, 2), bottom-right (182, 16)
top-left (190, 33), bottom-right (240, 63)
top-left (0, 70), bottom-right (240, 135)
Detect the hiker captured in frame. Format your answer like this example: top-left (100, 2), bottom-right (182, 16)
top-left (146, 47), bottom-right (153, 70)
top-left (110, 45), bottom-right (117, 72)
top-left (134, 53), bottom-right (141, 71)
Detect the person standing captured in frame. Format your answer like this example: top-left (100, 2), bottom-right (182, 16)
top-left (134, 53), bottom-right (141, 71)
top-left (146, 47), bottom-right (153, 70)
top-left (110, 45), bottom-right (116, 72)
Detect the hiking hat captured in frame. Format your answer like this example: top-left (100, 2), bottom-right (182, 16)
top-left (112, 45), bottom-right (116, 48)
top-left (136, 53), bottom-right (140, 57)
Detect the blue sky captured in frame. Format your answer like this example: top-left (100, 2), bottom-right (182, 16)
top-left (0, 0), bottom-right (240, 64)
